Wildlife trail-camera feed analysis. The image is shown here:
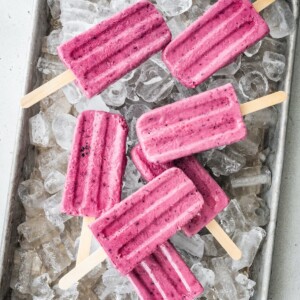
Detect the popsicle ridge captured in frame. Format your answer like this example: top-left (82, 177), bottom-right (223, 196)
top-left (137, 84), bottom-right (247, 163)
top-left (58, 0), bottom-right (171, 98)
top-left (62, 111), bottom-right (128, 217)
top-left (162, 0), bottom-right (269, 88)
top-left (90, 168), bottom-right (204, 274)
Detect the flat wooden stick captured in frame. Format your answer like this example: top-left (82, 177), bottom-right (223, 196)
top-left (206, 219), bottom-right (242, 261)
top-left (76, 217), bottom-right (96, 266)
top-left (240, 91), bottom-right (287, 116)
top-left (20, 69), bottom-right (75, 108)
top-left (59, 248), bottom-right (106, 290)
top-left (253, 0), bottom-right (275, 12)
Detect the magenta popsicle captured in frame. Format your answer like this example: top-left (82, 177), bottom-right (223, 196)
top-left (90, 168), bottom-right (204, 274)
top-left (62, 111), bottom-right (128, 217)
top-left (162, 0), bottom-right (269, 88)
top-left (128, 241), bottom-right (204, 300)
top-left (136, 83), bottom-right (247, 163)
top-left (131, 144), bottom-right (229, 236)
top-left (58, 0), bottom-right (171, 98)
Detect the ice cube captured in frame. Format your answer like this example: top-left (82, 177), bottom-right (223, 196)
top-left (75, 94), bottom-right (110, 113)
top-left (44, 192), bottom-right (71, 231)
top-left (44, 96), bottom-right (72, 122)
top-left (262, 51), bottom-right (286, 82)
top-left (37, 55), bottom-right (66, 77)
top-left (123, 103), bottom-right (151, 122)
top-left (263, 0), bottom-right (295, 39)
top-left (239, 71), bottom-right (269, 100)
top-left (37, 235), bottom-right (72, 280)
top-left (52, 114), bottom-right (77, 150)
top-left (31, 274), bottom-right (54, 300)
top-left (201, 234), bottom-right (219, 257)
top-left (217, 199), bottom-right (248, 236)
top-left (110, 0), bottom-right (136, 12)
top-left (211, 258), bottom-right (238, 300)
top-left (167, 16), bottom-right (186, 38)
top-left (47, 0), bottom-right (61, 19)
top-left (201, 147), bottom-right (246, 177)
top-left (215, 55), bottom-right (241, 76)
top-left (101, 81), bottom-right (127, 107)
top-left (157, 0), bottom-right (192, 16)
top-left (62, 82), bottom-right (85, 104)
top-left (42, 29), bottom-right (62, 55)
top-left (237, 194), bottom-right (270, 227)
top-left (44, 170), bottom-right (65, 194)
top-left (170, 231), bottom-right (204, 258)
top-left (245, 107), bottom-right (278, 129)
top-left (18, 179), bottom-right (47, 218)
top-left (18, 216), bottom-right (60, 247)
top-left (231, 227), bottom-right (266, 271)
top-left (136, 60), bottom-right (174, 103)
top-left (235, 273), bottom-right (256, 299)
top-left (10, 249), bottom-right (44, 295)
top-left (53, 284), bottom-right (79, 300)
top-left (29, 113), bottom-right (54, 148)
top-left (191, 263), bottom-right (215, 292)
top-left (244, 41), bottom-right (262, 57)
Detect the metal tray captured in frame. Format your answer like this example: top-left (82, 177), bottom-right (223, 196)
top-left (0, 0), bottom-right (299, 299)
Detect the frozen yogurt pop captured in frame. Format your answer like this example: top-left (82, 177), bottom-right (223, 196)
top-left (131, 144), bottom-right (242, 260)
top-left (62, 110), bottom-right (128, 264)
top-left (136, 84), bottom-right (287, 163)
top-left (90, 167), bottom-right (204, 274)
top-left (128, 241), bottom-right (204, 300)
top-left (162, 0), bottom-right (271, 88)
top-left (21, 0), bottom-right (171, 108)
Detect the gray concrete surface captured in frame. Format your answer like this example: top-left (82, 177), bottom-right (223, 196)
top-left (269, 24), bottom-right (300, 300)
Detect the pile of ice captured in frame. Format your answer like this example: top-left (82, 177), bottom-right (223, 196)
top-left (10, 0), bottom-right (296, 299)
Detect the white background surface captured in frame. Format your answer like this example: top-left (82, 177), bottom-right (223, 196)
top-left (0, 1), bottom-right (300, 299)
top-left (0, 0), bottom-right (35, 236)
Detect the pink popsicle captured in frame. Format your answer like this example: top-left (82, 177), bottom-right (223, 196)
top-left (136, 83), bottom-right (247, 163)
top-left (90, 167), bottom-right (204, 274)
top-left (62, 111), bottom-right (128, 217)
top-left (58, 0), bottom-right (171, 98)
top-left (131, 144), bottom-right (229, 236)
top-left (162, 0), bottom-right (269, 88)
top-left (128, 241), bottom-right (204, 300)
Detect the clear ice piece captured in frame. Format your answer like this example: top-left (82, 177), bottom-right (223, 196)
top-left (44, 96), bottom-right (72, 122)
top-left (10, 249), bottom-right (44, 295)
top-left (47, 0), bottom-right (61, 19)
top-left (31, 274), bottom-right (54, 300)
top-left (231, 227), bottom-right (266, 271)
top-left (18, 179), bottom-right (47, 218)
top-left (245, 107), bottom-right (278, 129)
top-left (170, 231), bottom-right (204, 258)
top-left (44, 170), bottom-right (65, 194)
top-left (101, 81), bottom-right (127, 107)
top-left (191, 263), bottom-right (215, 292)
top-left (37, 56), bottom-right (65, 77)
top-left (53, 284), bottom-right (79, 300)
top-left (136, 60), bottom-right (174, 103)
top-left (167, 16), bottom-right (186, 38)
top-left (42, 29), bottom-right (62, 55)
top-left (217, 199), bottom-right (248, 236)
top-left (157, 0), bottom-right (192, 16)
top-left (37, 235), bottom-right (72, 280)
top-left (263, 0), bottom-right (295, 39)
top-left (201, 147), bottom-right (246, 177)
top-left (238, 194), bottom-right (270, 227)
top-left (239, 71), bottom-right (269, 100)
top-left (18, 216), bottom-right (60, 246)
top-left (215, 55), bottom-right (241, 76)
top-left (262, 51), bottom-right (286, 82)
top-left (52, 114), bottom-right (77, 150)
top-left (75, 94), bottom-right (110, 113)
top-left (235, 273), bottom-right (256, 299)
top-left (62, 82), bottom-right (85, 104)
top-left (244, 41), bottom-right (262, 57)
top-left (230, 166), bottom-right (272, 196)
top-left (44, 192), bottom-right (72, 231)
top-left (29, 113), bottom-right (54, 148)
top-left (201, 234), bottom-right (219, 257)
top-left (110, 0), bottom-right (136, 12)
top-left (211, 258), bottom-right (238, 300)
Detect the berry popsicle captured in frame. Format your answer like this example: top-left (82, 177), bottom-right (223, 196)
top-left (136, 84), bottom-right (287, 163)
top-left (90, 167), bottom-right (204, 274)
top-left (128, 241), bottom-right (204, 300)
top-left (21, 0), bottom-right (171, 108)
top-left (162, 0), bottom-right (271, 88)
top-left (131, 144), bottom-right (241, 260)
top-left (62, 110), bottom-right (128, 264)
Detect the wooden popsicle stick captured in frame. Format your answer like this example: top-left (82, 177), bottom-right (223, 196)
top-left (59, 248), bottom-right (107, 290)
top-left (20, 69), bottom-right (76, 108)
top-left (240, 91), bottom-right (287, 116)
top-left (253, 0), bottom-right (275, 12)
top-left (76, 217), bottom-right (96, 265)
top-left (206, 219), bottom-right (242, 261)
